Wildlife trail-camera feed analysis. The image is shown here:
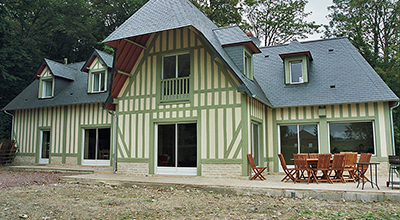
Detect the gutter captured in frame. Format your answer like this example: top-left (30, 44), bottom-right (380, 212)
top-left (3, 110), bottom-right (14, 140)
top-left (108, 110), bottom-right (118, 174)
top-left (390, 101), bottom-right (399, 155)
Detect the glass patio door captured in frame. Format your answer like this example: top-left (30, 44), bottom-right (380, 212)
top-left (279, 124), bottom-right (319, 167)
top-left (39, 130), bottom-right (50, 164)
top-left (82, 128), bottom-right (110, 166)
top-left (156, 123), bottom-right (197, 175)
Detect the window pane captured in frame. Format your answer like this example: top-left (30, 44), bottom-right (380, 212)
top-left (163, 56), bottom-right (176, 79)
top-left (329, 122), bottom-right (375, 154)
top-left (299, 124), bottom-right (318, 154)
top-left (252, 123), bottom-right (260, 166)
top-left (97, 128), bottom-right (110, 160)
top-left (43, 80), bottom-right (52, 97)
top-left (84, 129), bottom-right (96, 159)
top-left (291, 61), bottom-right (303, 83)
top-left (93, 73), bottom-right (100, 91)
top-left (100, 71), bottom-right (105, 91)
top-left (178, 54), bottom-right (190, 77)
top-left (280, 125), bottom-right (298, 165)
top-left (158, 124), bottom-right (176, 167)
top-left (177, 123), bottom-right (197, 167)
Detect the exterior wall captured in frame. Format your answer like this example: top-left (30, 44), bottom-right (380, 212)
top-left (12, 102), bottom-right (112, 165)
top-left (115, 27), bottom-right (252, 177)
top-left (271, 102), bottom-right (393, 172)
top-left (201, 164), bottom-right (242, 178)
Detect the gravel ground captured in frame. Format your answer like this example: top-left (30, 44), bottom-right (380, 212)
top-left (1, 169), bottom-right (400, 219)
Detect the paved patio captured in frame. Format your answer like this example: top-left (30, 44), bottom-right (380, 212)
top-left (9, 166), bottom-right (400, 202)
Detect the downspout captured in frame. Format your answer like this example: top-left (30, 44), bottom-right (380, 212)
top-left (108, 110), bottom-right (118, 174)
top-left (390, 101), bottom-right (399, 155)
top-left (3, 110), bottom-right (14, 140)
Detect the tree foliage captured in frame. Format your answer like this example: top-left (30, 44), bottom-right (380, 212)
top-left (326, 0), bottom-right (400, 153)
top-left (241, 0), bottom-right (320, 46)
top-left (0, 0), bottom-right (147, 140)
top-left (190, 0), bottom-right (242, 26)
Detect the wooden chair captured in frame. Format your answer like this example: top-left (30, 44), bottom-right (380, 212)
top-left (278, 154), bottom-right (295, 182)
top-left (342, 152), bottom-right (357, 182)
top-left (294, 156), bottom-right (315, 184)
top-left (308, 153), bottom-right (319, 159)
top-left (293, 154), bottom-right (308, 179)
top-left (355, 153), bottom-right (372, 182)
top-left (247, 154), bottom-right (267, 180)
top-left (329, 154), bottom-right (345, 183)
top-left (312, 153), bottom-right (333, 184)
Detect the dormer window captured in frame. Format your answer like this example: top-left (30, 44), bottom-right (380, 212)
top-left (87, 59), bottom-right (108, 93)
top-left (38, 68), bottom-right (54, 98)
top-left (290, 60), bottom-right (303, 83)
top-left (244, 50), bottom-right (253, 79)
top-left (280, 51), bottom-right (312, 85)
top-left (92, 71), bottom-right (106, 92)
top-left (42, 80), bottom-right (53, 98)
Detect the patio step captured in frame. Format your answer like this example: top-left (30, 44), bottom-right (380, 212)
top-left (8, 165), bottom-right (96, 174)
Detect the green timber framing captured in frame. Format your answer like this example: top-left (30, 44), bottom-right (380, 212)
top-left (112, 27), bottom-right (263, 176)
top-left (3, 0), bottom-right (398, 178)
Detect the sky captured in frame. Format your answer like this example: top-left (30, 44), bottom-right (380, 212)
top-left (303, 0), bottom-right (333, 41)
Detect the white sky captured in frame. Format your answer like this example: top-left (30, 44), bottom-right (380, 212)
top-left (303, 0), bottom-right (333, 41)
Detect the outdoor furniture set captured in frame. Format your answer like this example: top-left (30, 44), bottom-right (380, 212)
top-left (278, 152), bottom-right (374, 186)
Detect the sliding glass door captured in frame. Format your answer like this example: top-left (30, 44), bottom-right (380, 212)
top-left (156, 123), bottom-right (197, 175)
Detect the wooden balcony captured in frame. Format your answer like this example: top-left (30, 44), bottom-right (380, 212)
top-left (161, 77), bottom-right (190, 101)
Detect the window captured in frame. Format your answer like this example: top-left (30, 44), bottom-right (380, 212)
top-left (283, 55), bottom-right (309, 84)
top-left (290, 61), bottom-right (303, 83)
top-left (329, 122), bottom-right (375, 154)
top-left (92, 71), bottom-right (106, 92)
top-left (83, 128), bottom-right (110, 164)
top-left (39, 78), bottom-right (54, 98)
top-left (244, 52), bottom-right (252, 79)
top-left (163, 54), bottom-right (190, 79)
top-left (251, 123), bottom-right (260, 166)
top-left (280, 124), bottom-right (319, 165)
top-left (161, 53), bottom-right (191, 101)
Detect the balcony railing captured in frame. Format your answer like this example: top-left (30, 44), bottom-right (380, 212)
top-left (161, 77), bottom-right (190, 101)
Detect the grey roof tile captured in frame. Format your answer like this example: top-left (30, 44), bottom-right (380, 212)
top-left (3, 60), bottom-right (109, 111)
top-left (45, 58), bottom-right (77, 80)
top-left (254, 37), bottom-right (398, 107)
top-left (213, 26), bottom-right (252, 46)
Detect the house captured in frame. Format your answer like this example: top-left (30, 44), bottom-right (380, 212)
top-left (3, 0), bottom-right (398, 177)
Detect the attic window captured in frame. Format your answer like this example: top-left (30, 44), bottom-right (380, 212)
top-left (42, 80), bottom-right (53, 97)
top-left (88, 58), bottom-right (108, 93)
top-left (92, 71), bottom-right (106, 92)
top-left (283, 55), bottom-right (309, 84)
top-left (290, 61), bottom-right (303, 83)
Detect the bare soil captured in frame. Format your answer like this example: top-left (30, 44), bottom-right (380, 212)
top-left (1, 169), bottom-right (400, 219)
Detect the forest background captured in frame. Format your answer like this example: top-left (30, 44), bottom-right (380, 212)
top-left (1, 0), bottom-right (399, 152)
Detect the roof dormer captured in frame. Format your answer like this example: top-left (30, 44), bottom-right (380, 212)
top-left (279, 40), bottom-right (313, 84)
top-left (213, 26), bottom-right (261, 80)
top-left (81, 50), bottom-right (113, 94)
top-left (37, 67), bottom-right (54, 99)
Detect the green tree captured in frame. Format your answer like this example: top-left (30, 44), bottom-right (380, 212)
top-left (191, 0), bottom-right (242, 26)
top-left (0, 0), bottom-right (147, 140)
top-left (326, 0), bottom-right (400, 153)
top-left (242, 0), bottom-right (320, 46)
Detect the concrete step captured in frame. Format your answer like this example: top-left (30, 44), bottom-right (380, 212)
top-left (8, 165), bottom-right (95, 174)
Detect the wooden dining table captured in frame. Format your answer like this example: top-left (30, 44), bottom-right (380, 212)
top-left (291, 158), bottom-right (333, 167)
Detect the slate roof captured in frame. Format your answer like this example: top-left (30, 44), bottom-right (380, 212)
top-left (254, 37), bottom-right (399, 107)
top-left (103, 0), bottom-right (269, 106)
top-left (3, 59), bottom-right (111, 111)
top-left (213, 26), bottom-right (253, 46)
top-left (44, 59), bottom-right (77, 80)
top-left (80, 49), bottom-right (114, 72)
